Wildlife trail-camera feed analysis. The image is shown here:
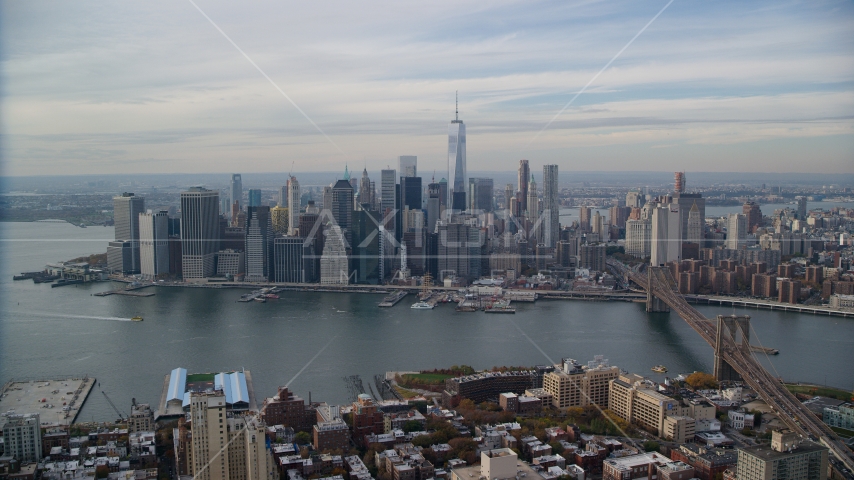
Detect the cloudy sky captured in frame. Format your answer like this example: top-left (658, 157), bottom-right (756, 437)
top-left (2, 0), bottom-right (853, 177)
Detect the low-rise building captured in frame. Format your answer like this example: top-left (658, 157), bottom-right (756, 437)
top-left (128, 403), bottom-right (154, 434)
top-left (602, 452), bottom-right (670, 480)
top-left (727, 410), bottom-right (755, 430)
top-left (823, 402), bottom-right (854, 429)
top-left (735, 430), bottom-right (828, 480)
top-left (313, 419), bottom-right (349, 452)
top-left (656, 461), bottom-right (695, 480)
top-left (543, 356), bottom-right (620, 410)
top-left (670, 445), bottom-right (737, 480)
top-left (663, 416), bottom-right (696, 444)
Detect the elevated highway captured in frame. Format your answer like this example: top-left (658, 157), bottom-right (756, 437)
top-left (628, 266), bottom-right (854, 471)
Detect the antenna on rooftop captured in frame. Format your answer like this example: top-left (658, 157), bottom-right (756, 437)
top-left (288, 161), bottom-right (295, 178)
top-left (455, 91), bottom-right (459, 121)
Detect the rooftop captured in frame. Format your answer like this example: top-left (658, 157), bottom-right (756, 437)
top-left (740, 440), bottom-right (828, 460)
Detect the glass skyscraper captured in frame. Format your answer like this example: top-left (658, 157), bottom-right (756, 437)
top-left (448, 93), bottom-right (466, 210)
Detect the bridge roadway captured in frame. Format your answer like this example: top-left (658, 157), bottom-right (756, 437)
top-left (628, 268), bottom-right (854, 471)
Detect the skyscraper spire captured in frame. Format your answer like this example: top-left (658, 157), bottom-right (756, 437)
top-left (455, 91), bottom-right (458, 121)
top-left (344, 164), bottom-right (350, 181)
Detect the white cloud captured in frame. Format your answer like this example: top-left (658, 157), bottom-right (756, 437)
top-left (2, 0), bottom-right (853, 175)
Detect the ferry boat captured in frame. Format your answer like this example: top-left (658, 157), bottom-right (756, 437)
top-left (411, 302), bottom-right (434, 310)
top-left (131, 316), bottom-right (143, 322)
top-left (651, 365), bottom-right (667, 373)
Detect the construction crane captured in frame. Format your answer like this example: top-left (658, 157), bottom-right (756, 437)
top-left (101, 390), bottom-right (127, 422)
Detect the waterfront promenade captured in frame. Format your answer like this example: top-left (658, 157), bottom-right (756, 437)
top-left (109, 275), bottom-right (854, 317)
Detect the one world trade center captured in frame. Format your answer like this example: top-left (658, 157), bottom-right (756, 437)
top-left (448, 92), bottom-right (466, 211)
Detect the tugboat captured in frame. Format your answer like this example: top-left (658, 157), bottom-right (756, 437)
top-left (651, 365), bottom-right (667, 373)
top-left (131, 316), bottom-right (143, 322)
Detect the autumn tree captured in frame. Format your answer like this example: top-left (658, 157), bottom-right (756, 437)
top-left (685, 372), bottom-right (719, 390)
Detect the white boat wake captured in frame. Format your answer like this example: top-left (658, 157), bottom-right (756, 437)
top-left (11, 311), bottom-right (132, 322)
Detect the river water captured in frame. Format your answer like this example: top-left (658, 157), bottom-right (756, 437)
top-left (1, 221), bottom-right (852, 422)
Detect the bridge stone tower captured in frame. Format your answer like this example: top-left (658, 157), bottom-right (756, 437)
top-left (714, 314), bottom-right (751, 382)
top-left (645, 266), bottom-right (670, 312)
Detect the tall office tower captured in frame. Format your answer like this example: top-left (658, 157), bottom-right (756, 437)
top-left (651, 204), bottom-right (682, 266)
top-left (438, 178), bottom-right (448, 211)
top-left (609, 206), bottom-right (631, 232)
top-left (427, 182), bottom-right (441, 233)
top-left (320, 224), bottom-right (349, 284)
top-left (468, 177), bottom-right (494, 212)
top-left (288, 176), bottom-right (301, 235)
top-left (245, 206), bottom-right (273, 282)
top-left (248, 189), bottom-right (262, 207)
top-left (180, 187), bottom-right (220, 279)
top-left (625, 220), bottom-right (652, 258)
top-left (796, 196), bottom-right (807, 219)
top-left (579, 206), bottom-right (592, 233)
top-left (351, 208), bottom-right (381, 284)
top-left (399, 155), bottom-right (417, 177)
top-left (2, 414), bottom-right (42, 463)
top-left (742, 201), bottom-right (762, 233)
top-left (448, 93), bottom-right (467, 210)
top-left (518, 159), bottom-right (530, 213)
top-left (231, 174), bottom-right (242, 213)
top-left (542, 165), bottom-right (559, 247)
top-left (580, 243), bottom-right (606, 271)
top-left (687, 202), bottom-right (703, 245)
top-left (664, 193), bottom-right (705, 242)
top-left (736, 430), bottom-right (827, 480)
top-left (331, 178), bottom-right (355, 245)
top-left (188, 392), bottom-right (275, 480)
top-left (437, 223), bottom-right (479, 282)
top-left (626, 190), bottom-right (642, 209)
top-left (278, 185), bottom-right (287, 207)
top-left (591, 210), bottom-right (604, 236)
top-left (274, 236), bottom-right (315, 283)
top-left (359, 168), bottom-right (373, 207)
top-left (674, 171), bottom-right (685, 193)
top-left (270, 206), bottom-right (288, 234)
top-left (725, 213), bottom-right (747, 250)
top-left (400, 176), bottom-right (422, 210)
top-left (139, 210), bottom-right (169, 279)
top-left (220, 195), bottom-right (230, 216)
top-left (381, 169), bottom-right (397, 214)
top-left (504, 184), bottom-right (514, 211)
top-left (112, 192), bottom-right (145, 273)
top-left (526, 174), bottom-right (538, 225)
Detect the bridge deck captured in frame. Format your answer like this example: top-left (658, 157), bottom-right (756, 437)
top-left (629, 267), bottom-right (854, 471)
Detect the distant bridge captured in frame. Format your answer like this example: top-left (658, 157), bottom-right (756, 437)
top-left (628, 266), bottom-right (854, 471)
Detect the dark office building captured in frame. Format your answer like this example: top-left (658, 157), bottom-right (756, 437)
top-left (400, 176), bottom-right (422, 211)
top-left (351, 209), bottom-right (381, 284)
top-left (273, 236), bottom-right (316, 283)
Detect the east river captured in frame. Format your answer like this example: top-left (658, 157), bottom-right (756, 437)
top-left (1, 221), bottom-right (853, 422)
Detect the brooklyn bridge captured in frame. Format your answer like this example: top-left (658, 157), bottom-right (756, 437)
top-left (624, 265), bottom-right (854, 471)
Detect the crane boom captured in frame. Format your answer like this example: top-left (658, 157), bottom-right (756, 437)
top-left (101, 390), bottom-right (126, 420)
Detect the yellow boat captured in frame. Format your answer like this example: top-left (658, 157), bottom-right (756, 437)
top-left (651, 365), bottom-right (667, 373)
top-left (131, 316), bottom-right (143, 322)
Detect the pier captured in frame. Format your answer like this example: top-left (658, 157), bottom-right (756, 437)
top-left (93, 284), bottom-right (155, 297)
top-left (378, 291), bottom-right (407, 307)
top-left (0, 376), bottom-right (95, 425)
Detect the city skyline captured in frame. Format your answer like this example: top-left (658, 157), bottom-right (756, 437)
top-left (2, 1), bottom-right (853, 177)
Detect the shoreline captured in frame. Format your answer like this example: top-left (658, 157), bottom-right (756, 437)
top-left (107, 276), bottom-right (854, 318)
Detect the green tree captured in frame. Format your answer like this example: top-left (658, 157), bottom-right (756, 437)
top-left (402, 420), bottom-right (423, 433)
top-left (643, 441), bottom-right (660, 452)
top-left (294, 431), bottom-right (312, 445)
